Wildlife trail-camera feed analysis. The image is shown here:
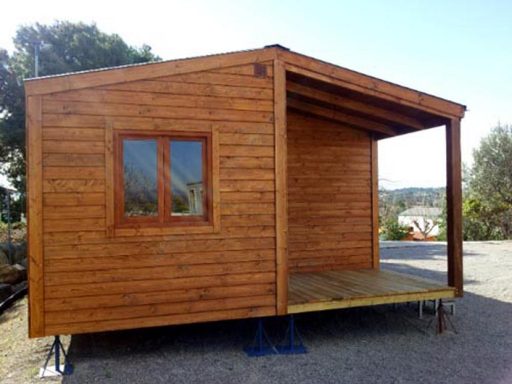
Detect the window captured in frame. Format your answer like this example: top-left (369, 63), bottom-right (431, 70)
top-left (115, 131), bottom-right (211, 227)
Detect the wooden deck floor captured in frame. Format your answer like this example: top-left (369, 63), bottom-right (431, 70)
top-left (288, 269), bottom-right (455, 314)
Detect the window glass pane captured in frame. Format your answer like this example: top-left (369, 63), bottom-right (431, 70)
top-left (123, 139), bottom-right (158, 217)
top-left (170, 140), bottom-right (204, 216)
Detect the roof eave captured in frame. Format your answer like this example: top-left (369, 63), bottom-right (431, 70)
top-left (277, 49), bottom-right (466, 120)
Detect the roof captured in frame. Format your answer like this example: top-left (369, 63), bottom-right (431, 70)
top-left (24, 44), bottom-right (466, 138)
top-left (399, 207), bottom-right (442, 217)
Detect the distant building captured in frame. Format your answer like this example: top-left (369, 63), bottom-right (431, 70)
top-left (398, 206), bottom-right (442, 240)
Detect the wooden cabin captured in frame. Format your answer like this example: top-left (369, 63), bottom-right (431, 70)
top-left (25, 45), bottom-right (465, 338)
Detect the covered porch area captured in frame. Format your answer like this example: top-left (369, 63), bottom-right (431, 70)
top-left (272, 47), bottom-right (466, 316)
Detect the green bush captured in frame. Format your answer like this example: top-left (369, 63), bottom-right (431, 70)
top-left (381, 219), bottom-right (409, 241)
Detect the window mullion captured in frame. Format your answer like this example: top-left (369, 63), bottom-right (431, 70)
top-left (157, 137), bottom-right (166, 223)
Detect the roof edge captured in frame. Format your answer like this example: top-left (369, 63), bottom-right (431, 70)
top-left (278, 49), bottom-right (466, 119)
top-left (24, 46), bottom-right (278, 95)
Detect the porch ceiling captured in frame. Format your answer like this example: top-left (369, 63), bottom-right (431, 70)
top-left (286, 71), bottom-right (456, 139)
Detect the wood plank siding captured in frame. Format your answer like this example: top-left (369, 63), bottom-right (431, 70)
top-left (38, 62), bottom-right (277, 336)
top-left (287, 111), bottom-right (373, 273)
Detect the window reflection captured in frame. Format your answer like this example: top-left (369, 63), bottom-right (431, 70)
top-left (170, 140), bottom-right (204, 216)
top-left (123, 139), bottom-right (158, 217)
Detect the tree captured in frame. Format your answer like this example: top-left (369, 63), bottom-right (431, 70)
top-left (412, 217), bottom-right (438, 240)
top-left (464, 124), bottom-right (512, 240)
top-left (0, 21), bottom-right (160, 210)
top-left (462, 195), bottom-right (504, 240)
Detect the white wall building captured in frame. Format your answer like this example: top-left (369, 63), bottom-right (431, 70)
top-left (398, 206), bottom-right (442, 238)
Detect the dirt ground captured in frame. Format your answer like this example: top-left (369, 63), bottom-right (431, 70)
top-left (1, 241), bottom-right (511, 384)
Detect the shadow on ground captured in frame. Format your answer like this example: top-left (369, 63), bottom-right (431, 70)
top-left (381, 242), bottom-right (482, 261)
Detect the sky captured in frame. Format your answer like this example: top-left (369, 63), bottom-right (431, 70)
top-left (1, 0), bottom-right (511, 189)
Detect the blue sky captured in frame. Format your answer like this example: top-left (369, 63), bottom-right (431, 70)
top-left (1, 0), bottom-right (511, 189)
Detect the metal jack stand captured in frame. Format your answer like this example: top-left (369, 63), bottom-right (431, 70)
top-left (276, 315), bottom-right (307, 355)
top-left (427, 300), bottom-right (457, 335)
top-left (40, 336), bottom-right (73, 378)
top-left (244, 319), bottom-right (278, 357)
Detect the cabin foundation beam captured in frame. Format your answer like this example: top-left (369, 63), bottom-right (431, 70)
top-left (446, 118), bottom-right (463, 297)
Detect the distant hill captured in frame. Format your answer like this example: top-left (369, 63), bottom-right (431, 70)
top-left (380, 187), bottom-right (445, 208)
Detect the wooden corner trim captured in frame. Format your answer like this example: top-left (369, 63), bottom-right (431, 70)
top-left (274, 59), bottom-right (288, 315)
top-left (26, 95), bottom-right (45, 337)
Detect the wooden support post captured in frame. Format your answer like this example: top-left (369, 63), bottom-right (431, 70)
top-left (274, 59), bottom-right (288, 315)
top-left (446, 118), bottom-right (463, 297)
top-left (371, 138), bottom-right (380, 269)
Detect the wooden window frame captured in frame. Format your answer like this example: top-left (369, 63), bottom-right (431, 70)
top-left (114, 130), bottom-right (213, 229)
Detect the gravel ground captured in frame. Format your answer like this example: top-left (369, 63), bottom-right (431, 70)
top-left (1, 241), bottom-right (511, 384)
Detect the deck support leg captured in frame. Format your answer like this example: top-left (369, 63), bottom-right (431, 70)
top-left (244, 319), bottom-right (277, 357)
top-left (276, 315), bottom-right (307, 355)
top-left (427, 300), bottom-right (457, 335)
top-left (40, 336), bottom-right (73, 377)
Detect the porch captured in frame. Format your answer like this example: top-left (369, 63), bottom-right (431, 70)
top-left (288, 269), bottom-right (455, 314)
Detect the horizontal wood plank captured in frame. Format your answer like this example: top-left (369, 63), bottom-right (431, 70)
top-left (44, 167), bottom-right (104, 179)
top-left (43, 100), bottom-right (274, 123)
top-left (104, 80), bottom-right (273, 100)
top-left (45, 260), bottom-right (276, 286)
top-left (43, 179), bottom-right (105, 193)
top-left (46, 295), bottom-right (275, 325)
top-left (43, 193), bottom-right (104, 206)
top-left (45, 306), bottom-right (276, 335)
top-left (46, 89), bottom-right (273, 112)
top-left (45, 283), bottom-right (276, 311)
top-left (45, 271), bottom-right (276, 299)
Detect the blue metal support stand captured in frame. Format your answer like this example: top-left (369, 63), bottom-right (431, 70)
top-left (40, 336), bottom-right (73, 377)
top-left (276, 315), bottom-right (307, 354)
top-left (244, 318), bottom-right (277, 357)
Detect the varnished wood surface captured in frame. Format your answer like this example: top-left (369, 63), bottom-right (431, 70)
top-left (287, 112), bottom-right (373, 272)
top-left (274, 60), bottom-right (288, 315)
top-left (446, 118), bottom-right (463, 297)
top-left (288, 269), bottom-right (455, 313)
top-left (26, 46), bottom-right (466, 336)
top-left (35, 62), bottom-right (278, 336)
top-left (26, 95), bottom-right (45, 337)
